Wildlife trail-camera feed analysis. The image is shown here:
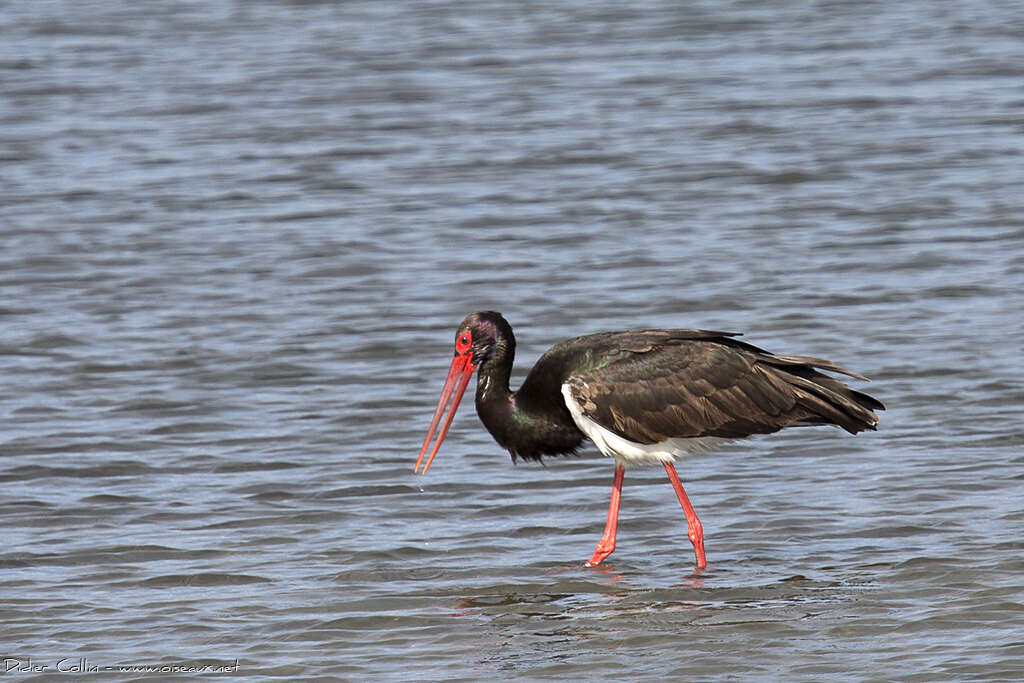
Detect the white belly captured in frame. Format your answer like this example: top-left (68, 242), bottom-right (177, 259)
top-left (561, 383), bottom-right (729, 467)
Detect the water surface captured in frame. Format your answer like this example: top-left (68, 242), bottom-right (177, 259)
top-left (2, 0), bottom-right (1023, 680)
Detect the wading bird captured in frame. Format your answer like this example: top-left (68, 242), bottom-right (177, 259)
top-left (414, 311), bottom-right (883, 570)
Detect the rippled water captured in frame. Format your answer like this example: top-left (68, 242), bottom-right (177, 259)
top-left (2, 0), bottom-right (1023, 679)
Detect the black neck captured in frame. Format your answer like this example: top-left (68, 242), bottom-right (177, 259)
top-left (475, 321), bottom-right (516, 409)
top-left (472, 321), bottom-right (584, 461)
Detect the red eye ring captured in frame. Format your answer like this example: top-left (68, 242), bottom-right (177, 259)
top-left (455, 332), bottom-right (472, 354)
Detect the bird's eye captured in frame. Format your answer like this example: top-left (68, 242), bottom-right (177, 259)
top-left (455, 333), bottom-right (472, 354)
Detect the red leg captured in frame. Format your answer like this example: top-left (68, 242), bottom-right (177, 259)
top-left (663, 462), bottom-right (707, 570)
top-left (586, 464), bottom-right (625, 567)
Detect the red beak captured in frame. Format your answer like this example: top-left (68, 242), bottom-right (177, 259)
top-left (414, 352), bottom-right (478, 474)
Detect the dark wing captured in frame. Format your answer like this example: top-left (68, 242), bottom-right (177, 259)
top-left (563, 336), bottom-right (882, 444)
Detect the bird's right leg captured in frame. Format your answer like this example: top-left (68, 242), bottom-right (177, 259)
top-left (663, 462), bottom-right (707, 571)
top-left (586, 463), bottom-right (625, 567)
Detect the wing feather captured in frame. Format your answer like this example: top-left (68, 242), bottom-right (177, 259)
top-left (564, 337), bottom-right (880, 444)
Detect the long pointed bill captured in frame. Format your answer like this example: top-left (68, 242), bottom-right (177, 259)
top-left (414, 352), bottom-right (477, 475)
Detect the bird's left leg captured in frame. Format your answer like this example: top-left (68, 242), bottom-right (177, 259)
top-left (586, 463), bottom-right (625, 567)
top-left (663, 462), bottom-right (707, 570)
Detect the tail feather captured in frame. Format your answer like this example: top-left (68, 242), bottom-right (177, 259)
top-left (786, 373), bottom-right (881, 434)
top-left (754, 353), bottom-right (885, 435)
top-left (764, 353), bottom-right (872, 382)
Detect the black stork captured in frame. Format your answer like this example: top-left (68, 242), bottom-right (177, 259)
top-left (414, 311), bottom-right (884, 570)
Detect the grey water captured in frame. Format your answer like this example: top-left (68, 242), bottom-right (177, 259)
top-left (2, 0), bottom-right (1023, 680)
